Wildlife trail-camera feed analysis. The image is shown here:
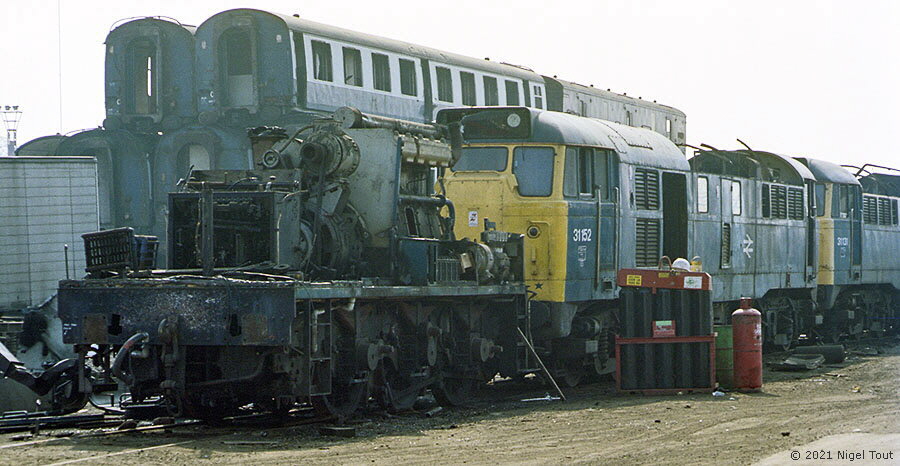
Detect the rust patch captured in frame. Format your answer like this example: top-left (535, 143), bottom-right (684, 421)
top-left (241, 313), bottom-right (269, 344)
top-left (83, 314), bottom-right (108, 344)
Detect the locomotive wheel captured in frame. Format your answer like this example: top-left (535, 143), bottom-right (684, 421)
top-left (561, 364), bottom-right (584, 388)
top-left (312, 373), bottom-right (370, 420)
top-left (548, 358), bottom-right (583, 388)
top-left (433, 374), bottom-right (477, 407)
top-left (826, 327), bottom-right (843, 344)
top-left (313, 315), bottom-right (370, 419)
top-left (373, 359), bottom-right (419, 412)
top-left (431, 308), bottom-right (480, 407)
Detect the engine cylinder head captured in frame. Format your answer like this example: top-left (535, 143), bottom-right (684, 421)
top-left (298, 129), bottom-right (360, 177)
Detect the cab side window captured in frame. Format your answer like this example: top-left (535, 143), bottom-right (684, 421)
top-left (836, 184), bottom-right (849, 218)
top-left (513, 146), bottom-right (554, 197)
top-left (594, 149), bottom-right (611, 200)
top-left (563, 147), bottom-right (613, 199)
top-left (815, 183), bottom-right (826, 217)
top-left (577, 148), bottom-right (593, 196)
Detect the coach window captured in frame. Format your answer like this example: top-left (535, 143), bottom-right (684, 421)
top-left (221, 29), bottom-right (256, 107)
top-left (731, 180), bottom-right (742, 215)
top-left (451, 146), bottom-right (507, 172)
top-left (461, 72), bottom-right (476, 106)
top-left (513, 146), bottom-right (555, 197)
top-left (436, 67), bottom-right (453, 102)
top-left (483, 77), bottom-right (499, 106)
top-left (505, 80), bottom-right (520, 106)
top-left (311, 40), bottom-right (332, 82)
top-left (127, 38), bottom-right (157, 114)
top-left (399, 59), bottom-right (417, 96)
top-left (666, 118), bottom-right (672, 139)
top-left (342, 47), bottom-right (362, 86)
top-left (697, 176), bottom-right (709, 213)
top-left (372, 53), bottom-right (391, 92)
top-left (533, 85), bottom-right (543, 109)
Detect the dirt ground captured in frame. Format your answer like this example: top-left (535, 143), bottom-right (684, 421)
top-left (2, 340), bottom-right (898, 466)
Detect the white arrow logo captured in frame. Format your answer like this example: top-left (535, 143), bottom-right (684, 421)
top-left (742, 234), bottom-right (754, 258)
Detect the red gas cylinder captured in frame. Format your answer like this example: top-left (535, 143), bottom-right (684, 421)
top-left (732, 297), bottom-right (762, 391)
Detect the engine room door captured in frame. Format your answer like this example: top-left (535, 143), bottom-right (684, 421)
top-left (720, 178), bottom-right (733, 269)
top-left (662, 172), bottom-right (688, 260)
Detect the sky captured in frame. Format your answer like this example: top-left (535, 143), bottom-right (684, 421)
top-left (1, 0), bottom-right (898, 168)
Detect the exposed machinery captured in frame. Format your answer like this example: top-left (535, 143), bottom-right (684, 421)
top-left (3, 108), bottom-right (528, 418)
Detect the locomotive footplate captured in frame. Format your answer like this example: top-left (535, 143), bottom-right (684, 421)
top-left (58, 277), bottom-right (525, 346)
top-left (56, 277), bottom-right (527, 417)
top-left (58, 279), bottom-right (297, 346)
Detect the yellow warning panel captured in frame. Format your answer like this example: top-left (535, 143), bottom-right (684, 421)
top-left (658, 272), bottom-right (670, 278)
top-left (626, 274), bottom-right (642, 286)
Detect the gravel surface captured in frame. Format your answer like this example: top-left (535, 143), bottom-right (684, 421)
top-left (2, 339), bottom-right (898, 465)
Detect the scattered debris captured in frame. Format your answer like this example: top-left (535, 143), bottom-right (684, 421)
top-left (424, 407), bottom-right (443, 418)
top-left (221, 440), bottom-right (279, 446)
top-left (771, 354), bottom-right (825, 371)
top-left (850, 386), bottom-right (862, 393)
top-left (792, 345), bottom-right (846, 363)
top-left (118, 420), bottom-right (138, 430)
top-left (521, 393), bottom-right (561, 402)
top-left (319, 425), bottom-right (357, 438)
top-left (824, 373), bottom-right (846, 378)
top-left (10, 434), bottom-right (33, 441)
top-left (781, 431), bottom-right (790, 437)
top-left (712, 390), bottom-right (726, 397)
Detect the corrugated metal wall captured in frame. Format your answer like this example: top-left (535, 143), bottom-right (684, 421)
top-left (0, 157), bottom-right (98, 310)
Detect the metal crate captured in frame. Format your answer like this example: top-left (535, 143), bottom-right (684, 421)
top-left (82, 228), bottom-right (135, 273)
top-left (615, 335), bottom-right (716, 394)
top-left (614, 268), bottom-right (716, 394)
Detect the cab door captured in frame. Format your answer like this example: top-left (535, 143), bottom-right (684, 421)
top-left (563, 146), bottom-right (599, 301)
top-left (662, 172), bottom-right (688, 260)
top-left (719, 178), bottom-right (734, 269)
top-left (805, 181), bottom-right (818, 282)
top-left (850, 186), bottom-right (863, 280)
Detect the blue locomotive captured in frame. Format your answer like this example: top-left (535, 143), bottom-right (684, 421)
top-left (441, 106), bottom-right (898, 369)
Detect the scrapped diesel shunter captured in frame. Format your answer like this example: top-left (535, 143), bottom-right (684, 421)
top-left (11, 109), bottom-right (534, 418)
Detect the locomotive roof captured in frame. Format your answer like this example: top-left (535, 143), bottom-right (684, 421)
top-left (15, 135), bottom-right (68, 156)
top-left (529, 109), bottom-right (690, 171)
top-left (106, 16), bottom-right (197, 40)
top-left (794, 157), bottom-right (860, 186)
top-left (690, 149), bottom-right (815, 184)
top-left (544, 76), bottom-right (686, 117)
top-left (859, 173), bottom-right (900, 196)
top-left (200, 9), bottom-right (541, 82)
top-left (438, 107), bottom-right (689, 171)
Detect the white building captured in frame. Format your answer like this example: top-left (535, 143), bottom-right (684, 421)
top-left (0, 156), bottom-right (99, 310)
